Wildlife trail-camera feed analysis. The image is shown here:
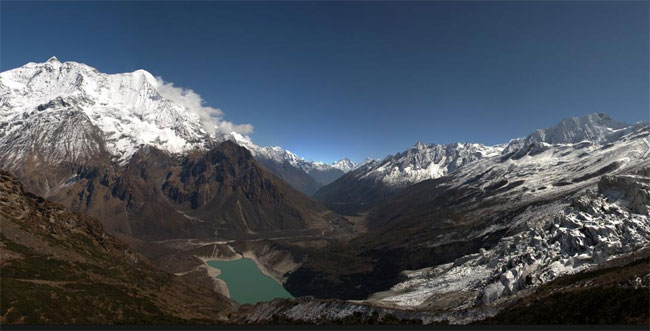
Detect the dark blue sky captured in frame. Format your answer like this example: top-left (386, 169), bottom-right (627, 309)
top-left (2, 1), bottom-right (648, 163)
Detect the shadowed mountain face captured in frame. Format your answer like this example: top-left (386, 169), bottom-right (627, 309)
top-left (160, 141), bottom-right (331, 234)
top-left (0, 170), bottom-right (235, 324)
top-left (221, 132), bottom-right (356, 195)
top-left (5, 141), bottom-right (332, 241)
top-left (252, 157), bottom-right (324, 196)
top-left (285, 117), bottom-right (650, 308)
top-left (314, 113), bottom-right (647, 216)
top-left (314, 142), bottom-right (503, 215)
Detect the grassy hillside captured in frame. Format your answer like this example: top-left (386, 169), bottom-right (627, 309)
top-left (0, 170), bottom-right (235, 324)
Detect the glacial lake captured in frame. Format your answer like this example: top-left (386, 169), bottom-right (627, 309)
top-left (207, 258), bottom-right (294, 304)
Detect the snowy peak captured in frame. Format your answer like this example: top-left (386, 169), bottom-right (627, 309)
top-left (1, 58), bottom-right (212, 164)
top-left (358, 141), bottom-right (504, 188)
top-left (504, 113), bottom-right (644, 155)
top-left (221, 132), bottom-right (301, 167)
top-left (529, 112), bottom-right (628, 144)
top-left (220, 131), bottom-right (358, 191)
top-left (332, 158), bottom-right (358, 172)
top-left (314, 140), bottom-right (506, 206)
top-left (221, 131), bottom-right (360, 175)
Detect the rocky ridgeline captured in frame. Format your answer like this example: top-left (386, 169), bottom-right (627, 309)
top-left (374, 171), bottom-right (650, 310)
top-left (598, 174), bottom-right (650, 214)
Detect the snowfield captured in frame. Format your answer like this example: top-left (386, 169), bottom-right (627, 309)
top-left (370, 119), bottom-right (650, 310)
top-left (353, 141), bottom-right (505, 189)
top-left (0, 57), bottom-right (211, 164)
top-left (0, 58), bottom-right (356, 176)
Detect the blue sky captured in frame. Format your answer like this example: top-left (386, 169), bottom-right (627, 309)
top-left (1, 1), bottom-right (648, 163)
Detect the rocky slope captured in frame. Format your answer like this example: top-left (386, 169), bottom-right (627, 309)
top-left (41, 141), bottom-right (334, 240)
top-left (482, 247), bottom-right (649, 324)
top-left (369, 173), bottom-right (650, 309)
top-left (314, 141), bottom-right (503, 213)
top-left (0, 58), bottom-right (355, 197)
top-left (224, 132), bottom-right (361, 194)
top-left (0, 170), bottom-right (236, 324)
top-left (233, 248), bottom-right (649, 325)
top-left (285, 114), bottom-right (650, 309)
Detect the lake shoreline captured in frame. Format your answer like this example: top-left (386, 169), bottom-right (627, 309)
top-left (203, 257), bottom-right (294, 304)
top-left (198, 250), bottom-right (283, 285)
top-left (193, 257), bottom-right (231, 298)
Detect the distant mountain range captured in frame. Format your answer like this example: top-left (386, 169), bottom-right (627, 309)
top-left (314, 141), bottom-right (504, 213)
top-left (315, 112), bottom-right (648, 213)
top-left (288, 113), bottom-right (650, 308)
top-left (0, 57), bottom-right (361, 196)
top-left (0, 58), bottom-right (345, 240)
top-left (221, 132), bottom-right (369, 194)
top-left (1, 58), bottom-right (648, 325)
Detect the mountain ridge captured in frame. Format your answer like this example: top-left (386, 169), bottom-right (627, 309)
top-left (0, 58), bottom-right (358, 195)
top-left (314, 113), bottom-right (649, 213)
top-left (314, 140), bottom-right (504, 213)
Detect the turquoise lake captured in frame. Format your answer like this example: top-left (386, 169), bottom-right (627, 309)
top-left (206, 258), bottom-right (294, 304)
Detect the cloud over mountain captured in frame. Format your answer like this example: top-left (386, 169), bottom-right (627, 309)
top-left (155, 77), bottom-right (253, 135)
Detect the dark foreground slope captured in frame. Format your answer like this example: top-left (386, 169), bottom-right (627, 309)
top-left (0, 170), bottom-right (235, 324)
top-left (482, 248), bottom-right (650, 325)
top-left (233, 249), bottom-right (650, 325)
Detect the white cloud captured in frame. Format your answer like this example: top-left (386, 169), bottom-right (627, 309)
top-left (214, 120), bottom-right (254, 135)
top-left (155, 78), bottom-right (253, 136)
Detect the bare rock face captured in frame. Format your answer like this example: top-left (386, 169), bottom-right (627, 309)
top-left (368, 171), bottom-right (650, 310)
top-left (314, 141), bottom-right (503, 211)
top-left (598, 173), bottom-right (650, 214)
top-left (223, 132), bottom-right (360, 194)
top-left (504, 113), bottom-right (633, 152)
top-left (36, 141), bottom-right (332, 240)
top-left (160, 141), bottom-right (330, 234)
top-left (0, 98), bottom-right (111, 196)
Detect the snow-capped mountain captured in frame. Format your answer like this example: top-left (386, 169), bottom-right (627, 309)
top-left (0, 57), bottom-right (212, 164)
top-left (314, 113), bottom-right (650, 211)
top-left (444, 116), bottom-right (650, 203)
top-left (501, 113), bottom-right (646, 157)
top-left (223, 132), bottom-right (362, 193)
top-left (362, 116), bottom-right (650, 311)
top-left (360, 141), bottom-right (504, 188)
top-left (307, 158), bottom-right (373, 177)
top-left (0, 58), bottom-right (357, 195)
top-left (314, 140), bottom-right (504, 207)
top-left (330, 158), bottom-right (359, 172)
